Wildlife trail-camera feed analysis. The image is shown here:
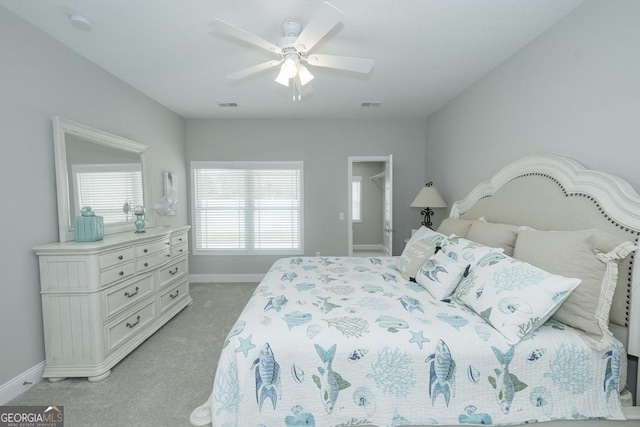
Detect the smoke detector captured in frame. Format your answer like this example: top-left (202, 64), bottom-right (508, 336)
top-left (68, 13), bottom-right (93, 31)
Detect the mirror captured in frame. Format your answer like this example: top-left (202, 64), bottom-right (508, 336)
top-left (53, 117), bottom-right (152, 242)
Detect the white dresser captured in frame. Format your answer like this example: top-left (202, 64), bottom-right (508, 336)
top-left (33, 226), bottom-right (192, 382)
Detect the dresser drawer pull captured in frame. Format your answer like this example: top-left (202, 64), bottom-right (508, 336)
top-left (124, 287), bottom-right (139, 298)
top-left (166, 254), bottom-right (171, 258)
top-left (170, 290), bottom-right (180, 299)
top-left (165, 242), bottom-right (170, 246)
top-left (118, 271), bottom-right (125, 276)
top-left (118, 255), bottom-right (123, 260)
top-left (169, 267), bottom-right (179, 276)
top-left (126, 316), bottom-right (141, 328)
top-left (144, 262), bottom-right (149, 267)
top-left (143, 249), bottom-right (148, 253)
top-left (178, 238), bottom-right (183, 241)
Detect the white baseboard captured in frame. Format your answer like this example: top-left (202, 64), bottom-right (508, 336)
top-left (353, 244), bottom-right (385, 251)
top-left (190, 274), bottom-right (264, 284)
top-left (0, 361), bottom-right (45, 405)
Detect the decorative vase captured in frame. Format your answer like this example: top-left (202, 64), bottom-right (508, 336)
top-left (134, 209), bottom-right (146, 234)
top-left (75, 206), bottom-right (104, 242)
top-left (134, 212), bottom-right (146, 233)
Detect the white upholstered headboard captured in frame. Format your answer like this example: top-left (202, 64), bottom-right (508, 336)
top-left (448, 154), bottom-right (640, 361)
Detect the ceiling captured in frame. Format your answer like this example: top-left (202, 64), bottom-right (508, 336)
top-left (1, 0), bottom-right (584, 119)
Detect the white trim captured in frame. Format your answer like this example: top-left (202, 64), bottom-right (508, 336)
top-left (0, 361), bottom-right (44, 404)
top-left (190, 274), bottom-right (264, 283)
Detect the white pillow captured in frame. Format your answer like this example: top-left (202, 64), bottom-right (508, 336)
top-left (416, 251), bottom-right (469, 300)
top-left (456, 252), bottom-right (581, 345)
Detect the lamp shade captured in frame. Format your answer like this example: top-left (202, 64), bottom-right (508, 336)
top-left (410, 186), bottom-right (447, 208)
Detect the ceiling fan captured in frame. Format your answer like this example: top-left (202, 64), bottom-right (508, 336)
top-left (211, 1), bottom-right (374, 100)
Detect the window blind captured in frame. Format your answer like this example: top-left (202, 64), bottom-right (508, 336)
top-left (73, 163), bottom-right (143, 225)
top-left (192, 161), bottom-right (303, 254)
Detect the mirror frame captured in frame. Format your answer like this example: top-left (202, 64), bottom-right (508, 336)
top-left (53, 117), bottom-right (152, 242)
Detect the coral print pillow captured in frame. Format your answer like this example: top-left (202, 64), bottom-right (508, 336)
top-left (440, 235), bottom-right (503, 265)
top-left (455, 252), bottom-right (581, 345)
top-left (415, 251), bottom-right (469, 300)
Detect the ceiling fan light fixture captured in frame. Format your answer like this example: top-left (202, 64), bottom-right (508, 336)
top-left (274, 69), bottom-right (290, 87)
top-left (297, 64), bottom-right (314, 86)
top-left (281, 57), bottom-right (298, 79)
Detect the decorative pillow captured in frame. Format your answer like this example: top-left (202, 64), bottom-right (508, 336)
top-left (406, 226), bottom-right (448, 248)
top-left (396, 238), bottom-right (437, 280)
top-left (513, 228), bottom-right (637, 347)
top-left (416, 251), bottom-right (470, 300)
top-left (440, 235), bottom-right (503, 265)
top-left (466, 219), bottom-right (519, 256)
top-left (456, 252), bottom-right (581, 345)
top-left (437, 218), bottom-right (476, 238)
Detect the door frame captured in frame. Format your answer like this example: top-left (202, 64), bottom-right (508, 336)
top-left (347, 155), bottom-right (393, 256)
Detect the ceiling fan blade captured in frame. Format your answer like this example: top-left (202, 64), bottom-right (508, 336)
top-left (226, 60), bottom-right (283, 81)
top-left (294, 2), bottom-right (344, 53)
top-left (211, 19), bottom-right (281, 54)
top-left (305, 54), bottom-right (374, 74)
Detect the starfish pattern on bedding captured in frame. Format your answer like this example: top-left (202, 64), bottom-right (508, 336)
top-left (235, 334), bottom-right (256, 358)
top-left (408, 330), bottom-right (430, 349)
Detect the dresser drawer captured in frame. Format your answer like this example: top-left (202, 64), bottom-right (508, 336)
top-left (135, 238), bottom-right (170, 257)
top-left (136, 249), bottom-right (171, 273)
top-left (171, 233), bottom-right (188, 247)
top-left (105, 301), bottom-right (155, 353)
top-left (171, 242), bottom-right (188, 258)
top-left (101, 261), bottom-right (135, 286)
top-left (100, 248), bottom-right (135, 270)
top-left (159, 279), bottom-right (189, 314)
top-left (103, 274), bottom-right (154, 319)
top-left (158, 258), bottom-right (188, 289)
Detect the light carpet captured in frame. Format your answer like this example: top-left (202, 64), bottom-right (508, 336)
top-left (8, 282), bottom-right (257, 427)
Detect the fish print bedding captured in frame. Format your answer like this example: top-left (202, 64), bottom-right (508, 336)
top-left (208, 257), bottom-right (625, 426)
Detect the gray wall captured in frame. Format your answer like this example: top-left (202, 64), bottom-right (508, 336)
top-left (424, 0), bottom-right (640, 228)
top-left (352, 162), bottom-right (385, 246)
top-left (186, 119), bottom-right (427, 274)
top-left (0, 7), bottom-right (186, 386)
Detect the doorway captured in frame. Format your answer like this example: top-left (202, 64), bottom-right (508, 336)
top-left (347, 155), bottom-right (393, 257)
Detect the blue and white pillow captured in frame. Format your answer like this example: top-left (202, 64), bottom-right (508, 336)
top-left (441, 235), bottom-right (503, 265)
top-left (416, 251), bottom-right (469, 300)
top-left (455, 252), bottom-right (581, 345)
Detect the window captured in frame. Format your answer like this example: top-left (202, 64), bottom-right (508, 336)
top-left (73, 163), bottom-right (143, 225)
top-left (191, 161), bottom-right (303, 255)
top-left (352, 176), bottom-right (362, 222)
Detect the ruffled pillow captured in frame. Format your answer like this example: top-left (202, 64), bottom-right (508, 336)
top-left (513, 228), bottom-right (637, 348)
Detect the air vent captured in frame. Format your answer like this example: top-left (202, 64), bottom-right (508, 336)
top-left (217, 102), bottom-right (238, 108)
top-left (361, 102), bottom-right (382, 108)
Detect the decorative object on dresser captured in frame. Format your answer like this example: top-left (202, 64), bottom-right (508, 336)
top-left (34, 226), bottom-right (192, 383)
top-left (133, 205), bottom-right (146, 233)
top-left (153, 172), bottom-right (178, 227)
top-left (410, 181), bottom-right (447, 229)
top-left (74, 206), bottom-right (104, 242)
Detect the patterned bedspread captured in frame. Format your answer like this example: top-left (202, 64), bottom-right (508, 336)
top-left (208, 257), bottom-right (625, 426)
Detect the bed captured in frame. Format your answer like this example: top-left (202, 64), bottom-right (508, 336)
top-left (191, 154), bottom-right (640, 426)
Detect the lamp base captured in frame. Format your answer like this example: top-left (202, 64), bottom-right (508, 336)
top-left (420, 207), bottom-right (435, 230)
